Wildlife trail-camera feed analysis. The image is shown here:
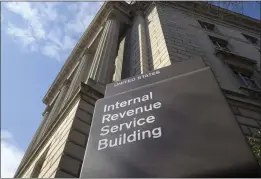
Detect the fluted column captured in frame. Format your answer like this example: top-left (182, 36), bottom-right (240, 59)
top-left (88, 16), bottom-right (120, 84)
top-left (130, 11), bottom-right (149, 75)
top-left (20, 107), bottom-right (50, 166)
top-left (61, 53), bottom-right (92, 109)
top-left (113, 34), bottom-right (128, 82)
top-left (44, 80), bottom-right (70, 133)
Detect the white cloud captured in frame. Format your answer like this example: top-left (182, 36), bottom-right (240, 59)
top-left (42, 44), bottom-right (61, 61)
top-left (3, 2), bottom-right (102, 62)
top-left (46, 27), bottom-right (63, 48)
top-left (1, 130), bottom-right (24, 178)
top-left (1, 130), bottom-right (13, 140)
top-left (6, 2), bottom-right (45, 39)
top-left (38, 2), bottom-right (58, 21)
top-left (67, 3), bottom-right (78, 12)
top-left (62, 36), bottom-right (77, 50)
top-left (99, 2), bottom-right (104, 6)
top-left (66, 2), bottom-right (101, 34)
top-left (6, 22), bottom-right (36, 47)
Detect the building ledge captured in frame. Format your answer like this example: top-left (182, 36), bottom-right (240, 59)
top-left (215, 49), bottom-right (257, 65)
top-left (223, 89), bottom-right (261, 107)
top-left (239, 87), bottom-right (261, 99)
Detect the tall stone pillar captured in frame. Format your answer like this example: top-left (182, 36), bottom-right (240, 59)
top-left (113, 33), bottom-right (129, 82)
top-left (130, 11), bottom-right (149, 75)
top-left (88, 16), bottom-right (120, 84)
top-left (44, 80), bottom-right (70, 133)
top-left (61, 53), bottom-right (93, 109)
top-left (20, 108), bottom-right (50, 166)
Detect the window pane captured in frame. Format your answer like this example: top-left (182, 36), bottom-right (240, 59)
top-left (236, 75), bottom-right (247, 87)
top-left (247, 79), bottom-right (260, 90)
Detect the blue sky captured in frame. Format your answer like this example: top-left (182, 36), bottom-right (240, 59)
top-left (1, 2), bottom-right (103, 177)
top-left (1, 1), bottom-right (260, 178)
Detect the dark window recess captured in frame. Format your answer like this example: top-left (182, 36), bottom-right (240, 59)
top-left (209, 36), bottom-right (231, 52)
top-left (242, 34), bottom-right (259, 46)
top-left (233, 71), bottom-right (260, 90)
top-left (198, 20), bottom-right (215, 31)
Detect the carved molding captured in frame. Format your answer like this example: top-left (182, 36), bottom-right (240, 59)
top-left (223, 89), bottom-right (261, 107)
top-left (105, 7), bottom-right (132, 25)
top-left (133, 1), bottom-right (151, 12)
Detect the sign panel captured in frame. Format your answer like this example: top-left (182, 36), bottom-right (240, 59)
top-left (105, 58), bottom-right (206, 97)
top-left (81, 67), bottom-right (260, 178)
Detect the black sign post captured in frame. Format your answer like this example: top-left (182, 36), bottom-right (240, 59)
top-left (80, 66), bottom-right (260, 178)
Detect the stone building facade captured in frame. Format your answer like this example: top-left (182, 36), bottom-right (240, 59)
top-left (15, 1), bottom-right (260, 178)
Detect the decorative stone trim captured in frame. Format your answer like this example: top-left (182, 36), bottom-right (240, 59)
top-left (215, 49), bottom-right (257, 65)
top-left (223, 89), bottom-right (261, 107)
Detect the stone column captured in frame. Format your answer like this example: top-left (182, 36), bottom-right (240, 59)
top-left (113, 33), bottom-right (129, 82)
top-left (130, 11), bottom-right (149, 75)
top-left (44, 80), bottom-right (70, 133)
top-left (20, 107), bottom-right (50, 166)
top-left (88, 15), bottom-right (120, 84)
top-left (61, 53), bottom-right (93, 109)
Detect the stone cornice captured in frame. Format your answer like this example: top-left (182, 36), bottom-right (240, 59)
top-left (43, 1), bottom-right (131, 105)
top-left (223, 89), bottom-right (261, 107)
top-left (107, 7), bottom-right (132, 25)
top-left (215, 49), bottom-right (257, 65)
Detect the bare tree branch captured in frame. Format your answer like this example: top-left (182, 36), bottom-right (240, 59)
top-left (207, 1), bottom-right (245, 15)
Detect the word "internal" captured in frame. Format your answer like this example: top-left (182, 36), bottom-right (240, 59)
top-left (103, 92), bottom-right (153, 113)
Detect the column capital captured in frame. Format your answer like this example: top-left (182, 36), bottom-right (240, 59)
top-left (104, 7), bottom-right (131, 26)
top-left (134, 1), bottom-right (151, 12)
top-left (82, 48), bottom-right (91, 55)
top-left (106, 11), bottom-right (118, 21)
top-left (135, 10), bottom-right (144, 17)
top-left (83, 51), bottom-right (92, 58)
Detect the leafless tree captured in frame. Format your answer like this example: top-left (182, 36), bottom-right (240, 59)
top-left (207, 1), bottom-right (261, 16)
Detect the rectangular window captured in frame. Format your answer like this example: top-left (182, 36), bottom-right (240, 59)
top-left (209, 36), bottom-right (231, 52)
top-left (198, 20), bottom-right (216, 32)
top-left (233, 71), bottom-right (260, 90)
top-left (242, 33), bottom-right (259, 46)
